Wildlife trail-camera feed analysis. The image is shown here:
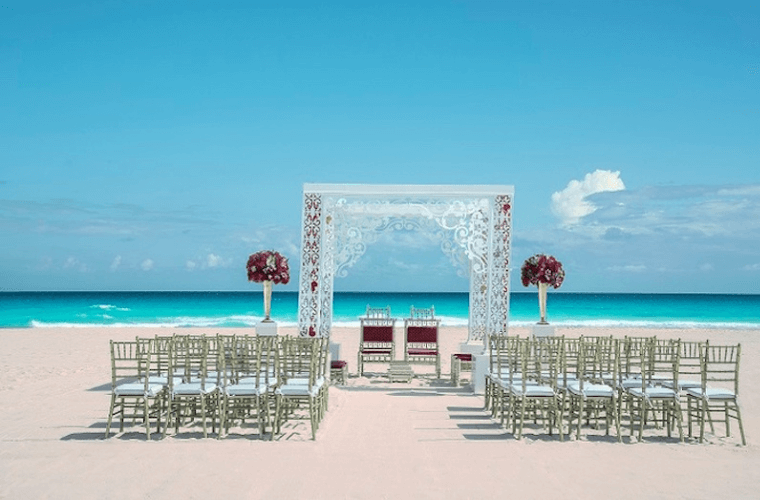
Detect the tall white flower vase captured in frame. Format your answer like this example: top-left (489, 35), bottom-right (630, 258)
top-left (262, 280), bottom-right (273, 321)
top-left (538, 282), bottom-right (549, 325)
top-left (256, 280), bottom-right (278, 336)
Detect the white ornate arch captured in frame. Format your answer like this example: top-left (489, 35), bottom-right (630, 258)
top-left (297, 184), bottom-right (514, 342)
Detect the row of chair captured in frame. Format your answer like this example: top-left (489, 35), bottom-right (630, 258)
top-left (358, 305), bottom-right (441, 377)
top-left (484, 335), bottom-right (745, 444)
top-left (105, 334), bottom-right (330, 440)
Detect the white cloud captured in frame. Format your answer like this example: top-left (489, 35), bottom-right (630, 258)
top-left (388, 258), bottom-right (422, 272)
top-left (141, 259), bottom-right (154, 271)
top-left (206, 253), bottom-right (225, 268)
top-left (699, 263), bottom-right (714, 272)
top-left (185, 253), bottom-right (232, 271)
top-left (606, 264), bottom-right (647, 273)
top-left (718, 186), bottom-right (760, 196)
top-left (551, 170), bottom-right (626, 226)
top-left (743, 263), bottom-right (760, 271)
top-left (64, 256), bottom-right (88, 272)
top-left (110, 255), bottom-right (122, 271)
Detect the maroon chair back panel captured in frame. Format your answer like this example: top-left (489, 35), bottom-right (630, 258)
top-left (407, 326), bottom-right (438, 343)
top-left (362, 326), bottom-right (394, 342)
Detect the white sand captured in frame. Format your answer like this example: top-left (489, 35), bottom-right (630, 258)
top-left (1, 325), bottom-right (759, 499)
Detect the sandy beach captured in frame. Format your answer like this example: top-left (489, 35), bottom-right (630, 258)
top-left (2, 325), bottom-right (759, 499)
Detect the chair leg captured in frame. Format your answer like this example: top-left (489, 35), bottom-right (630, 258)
top-left (734, 402), bottom-right (747, 446)
top-left (143, 398), bottom-right (151, 439)
top-left (105, 394), bottom-right (116, 438)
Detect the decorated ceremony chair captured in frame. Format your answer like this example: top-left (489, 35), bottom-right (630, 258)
top-left (358, 306), bottom-right (396, 376)
top-left (403, 306), bottom-right (441, 378)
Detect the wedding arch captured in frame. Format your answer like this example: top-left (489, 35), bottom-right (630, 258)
top-left (296, 183), bottom-right (514, 343)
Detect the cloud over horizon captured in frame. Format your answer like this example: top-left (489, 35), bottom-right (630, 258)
top-left (551, 170), bottom-right (626, 226)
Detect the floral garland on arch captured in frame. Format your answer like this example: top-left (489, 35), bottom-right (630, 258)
top-left (521, 254), bottom-right (565, 289)
top-left (246, 250), bottom-right (290, 284)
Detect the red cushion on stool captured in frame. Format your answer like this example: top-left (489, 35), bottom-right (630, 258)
top-left (331, 360), bottom-right (348, 368)
top-left (453, 353), bottom-right (473, 361)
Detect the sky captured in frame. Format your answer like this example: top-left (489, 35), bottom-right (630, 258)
top-left (1, 0), bottom-right (759, 294)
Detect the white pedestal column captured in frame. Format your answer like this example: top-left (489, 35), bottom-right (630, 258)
top-left (256, 320), bottom-right (278, 336)
top-left (458, 341), bottom-right (488, 394)
top-left (472, 354), bottom-right (490, 395)
top-left (532, 323), bottom-right (555, 338)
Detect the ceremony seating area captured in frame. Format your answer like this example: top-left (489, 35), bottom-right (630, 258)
top-left (485, 334), bottom-right (745, 444)
top-left (106, 333), bottom-right (330, 440)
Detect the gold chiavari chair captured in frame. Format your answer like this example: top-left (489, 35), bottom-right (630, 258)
top-left (686, 343), bottom-right (745, 445)
top-left (105, 339), bottom-right (165, 439)
top-left (219, 335), bottom-right (278, 439)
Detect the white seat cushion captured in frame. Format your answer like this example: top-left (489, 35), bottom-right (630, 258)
top-left (225, 384), bottom-right (267, 396)
top-left (661, 378), bottom-right (701, 390)
top-left (276, 384), bottom-right (320, 397)
top-left (172, 382), bottom-right (216, 396)
top-left (510, 384), bottom-right (556, 397)
top-left (628, 386), bottom-right (677, 399)
top-left (685, 387), bottom-right (736, 400)
top-left (619, 377), bottom-right (645, 389)
top-left (115, 382), bottom-right (163, 398)
top-left (568, 381), bottom-right (614, 397)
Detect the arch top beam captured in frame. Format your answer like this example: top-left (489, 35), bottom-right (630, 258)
top-left (304, 183), bottom-right (515, 197)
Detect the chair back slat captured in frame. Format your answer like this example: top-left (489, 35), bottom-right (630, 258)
top-left (406, 326), bottom-right (438, 343)
top-left (362, 325), bottom-right (394, 343)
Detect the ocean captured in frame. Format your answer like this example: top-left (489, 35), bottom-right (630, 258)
top-left (1, 291), bottom-right (758, 330)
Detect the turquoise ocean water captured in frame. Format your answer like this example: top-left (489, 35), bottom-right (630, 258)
top-left (0, 292), bottom-right (758, 329)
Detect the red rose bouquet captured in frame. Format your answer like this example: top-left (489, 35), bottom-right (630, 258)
top-left (246, 250), bottom-right (290, 285)
top-left (521, 254), bottom-right (565, 289)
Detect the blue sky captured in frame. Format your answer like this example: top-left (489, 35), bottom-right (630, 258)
top-left (1, 1), bottom-right (759, 293)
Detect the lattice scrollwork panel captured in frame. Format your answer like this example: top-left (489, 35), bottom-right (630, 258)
top-left (488, 195), bottom-right (513, 334)
top-left (297, 192), bottom-right (323, 337)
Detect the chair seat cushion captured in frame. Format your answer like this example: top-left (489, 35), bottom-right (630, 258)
top-left (331, 360), bottom-right (348, 368)
top-left (661, 378), bottom-right (701, 390)
top-left (685, 387), bottom-right (737, 400)
top-left (511, 384), bottom-right (556, 397)
top-left (408, 349), bottom-right (438, 356)
top-left (172, 382), bottom-right (216, 396)
top-left (288, 377), bottom-right (326, 388)
top-left (361, 348), bottom-right (392, 354)
top-left (619, 377), bottom-right (646, 389)
top-left (143, 375), bottom-right (182, 386)
top-left (225, 384), bottom-right (268, 396)
top-left (453, 353), bottom-right (473, 361)
top-left (568, 381), bottom-right (614, 398)
top-left (237, 376), bottom-right (277, 386)
top-left (628, 386), bottom-right (677, 399)
top-left (276, 384), bottom-right (320, 397)
top-left (115, 382), bottom-right (163, 398)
